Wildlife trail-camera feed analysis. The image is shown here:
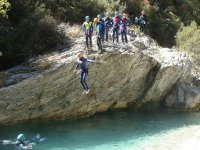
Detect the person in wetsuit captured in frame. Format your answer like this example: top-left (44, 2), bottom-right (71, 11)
top-left (74, 51), bottom-right (95, 94)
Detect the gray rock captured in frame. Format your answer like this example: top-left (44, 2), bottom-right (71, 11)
top-left (0, 26), bottom-right (199, 125)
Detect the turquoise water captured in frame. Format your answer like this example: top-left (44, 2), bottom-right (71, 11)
top-left (1, 111), bottom-right (200, 150)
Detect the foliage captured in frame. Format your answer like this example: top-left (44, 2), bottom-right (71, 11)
top-left (100, 0), bottom-right (127, 16)
top-left (41, 0), bottom-right (105, 23)
top-left (0, 0), bottom-right (200, 70)
top-left (0, 1), bottom-right (63, 70)
top-left (0, 0), bottom-right (10, 17)
top-left (176, 21), bottom-right (200, 56)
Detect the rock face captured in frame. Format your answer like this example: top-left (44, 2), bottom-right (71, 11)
top-left (165, 83), bottom-right (200, 111)
top-left (0, 31), bottom-right (199, 125)
top-left (0, 52), bottom-right (190, 125)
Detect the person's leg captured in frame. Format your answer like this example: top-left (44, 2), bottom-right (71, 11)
top-left (100, 35), bottom-right (105, 52)
top-left (125, 31), bottom-right (128, 43)
top-left (106, 27), bottom-right (109, 42)
top-left (82, 72), bottom-right (89, 91)
top-left (144, 24), bottom-right (146, 33)
top-left (86, 35), bottom-right (89, 49)
top-left (141, 24), bottom-right (144, 32)
top-left (116, 29), bottom-right (119, 43)
top-left (102, 33), bottom-right (104, 45)
top-left (139, 24), bottom-right (143, 32)
top-left (97, 37), bottom-right (100, 50)
top-left (80, 72), bottom-right (87, 90)
top-left (112, 29), bottom-right (115, 43)
top-left (121, 31), bottom-right (124, 43)
top-left (89, 35), bottom-right (92, 48)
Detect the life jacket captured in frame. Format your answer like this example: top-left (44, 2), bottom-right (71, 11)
top-left (112, 17), bottom-right (121, 29)
top-left (97, 21), bottom-right (105, 34)
top-left (104, 17), bottom-right (111, 25)
top-left (121, 18), bottom-right (129, 31)
top-left (83, 21), bottom-right (93, 35)
top-left (83, 22), bottom-right (93, 30)
top-left (121, 18), bottom-right (128, 26)
top-left (135, 17), bottom-right (139, 24)
top-left (139, 15), bottom-right (146, 24)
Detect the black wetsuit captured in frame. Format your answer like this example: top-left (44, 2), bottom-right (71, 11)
top-left (76, 57), bottom-right (94, 91)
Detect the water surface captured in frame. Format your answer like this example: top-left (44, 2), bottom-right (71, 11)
top-left (1, 111), bottom-right (200, 150)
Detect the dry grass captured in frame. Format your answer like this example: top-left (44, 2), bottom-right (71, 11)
top-left (129, 25), bottom-right (140, 35)
top-left (58, 23), bottom-right (82, 39)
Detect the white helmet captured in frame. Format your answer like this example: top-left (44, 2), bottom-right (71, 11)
top-left (114, 11), bottom-right (119, 17)
top-left (97, 14), bottom-right (102, 19)
top-left (85, 16), bottom-right (90, 20)
top-left (17, 134), bottom-right (25, 141)
top-left (106, 12), bottom-right (109, 16)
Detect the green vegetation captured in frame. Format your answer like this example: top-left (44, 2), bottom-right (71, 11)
top-left (176, 21), bottom-right (200, 58)
top-left (0, 0), bottom-right (10, 17)
top-left (0, 0), bottom-right (200, 70)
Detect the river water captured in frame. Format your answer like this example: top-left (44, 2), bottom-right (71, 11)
top-left (1, 110), bottom-right (200, 150)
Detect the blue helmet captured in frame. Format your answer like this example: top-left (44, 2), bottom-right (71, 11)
top-left (17, 134), bottom-right (25, 141)
top-left (85, 16), bottom-right (90, 20)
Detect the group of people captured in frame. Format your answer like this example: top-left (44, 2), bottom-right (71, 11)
top-left (82, 11), bottom-right (131, 53)
top-left (1, 133), bottom-right (46, 149)
top-left (75, 11), bottom-right (149, 94)
top-left (82, 11), bottom-right (149, 53)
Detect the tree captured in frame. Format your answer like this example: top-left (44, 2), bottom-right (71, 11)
top-left (0, 0), bottom-right (10, 17)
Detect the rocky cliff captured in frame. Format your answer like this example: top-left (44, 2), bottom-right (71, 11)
top-left (0, 30), bottom-right (199, 125)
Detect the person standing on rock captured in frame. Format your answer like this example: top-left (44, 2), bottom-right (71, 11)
top-left (111, 11), bottom-right (121, 44)
top-left (82, 16), bottom-right (93, 51)
top-left (120, 13), bottom-right (130, 44)
top-left (74, 51), bottom-right (96, 94)
top-left (96, 14), bottom-right (105, 53)
top-left (103, 12), bottom-right (112, 42)
top-left (139, 11), bottom-right (149, 33)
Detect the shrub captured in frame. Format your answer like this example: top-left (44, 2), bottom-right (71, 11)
top-left (176, 21), bottom-right (200, 56)
top-left (0, 2), bottom-right (64, 70)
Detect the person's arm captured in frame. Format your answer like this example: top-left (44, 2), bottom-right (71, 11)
top-left (86, 58), bottom-right (96, 63)
top-left (82, 23), bottom-right (86, 33)
top-left (96, 24), bottom-right (100, 36)
top-left (144, 15), bottom-right (149, 23)
top-left (90, 22), bottom-right (93, 33)
top-left (75, 61), bottom-right (80, 70)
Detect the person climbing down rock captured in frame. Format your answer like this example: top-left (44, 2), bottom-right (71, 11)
top-left (111, 11), bottom-right (121, 44)
top-left (96, 14), bottom-right (105, 54)
top-left (82, 16), bottom-right (93, 51)
top-left (74, 51), bottom-right (96, 94)
top-left (120, 13), bottom-right (130, 44)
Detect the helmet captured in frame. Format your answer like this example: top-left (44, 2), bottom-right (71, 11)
top-left (122, 13), bottom-right (127, 18)
top-left (97, 14), bottom-right (102, 19)
top-left (93, 17), bottom-right (98, 24)
top-left (141, 11), bottom-right (145, 14)
top-left (17, 134), bottom-right (25, 141)
top-left (77, 51), bottom-right (84, 58)
top-left (85, 16), bottom-right (90, 20)
top-left (106, 12), bottom-right (109, 16)
top-left (114, 11), bottom-right (119, 16)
